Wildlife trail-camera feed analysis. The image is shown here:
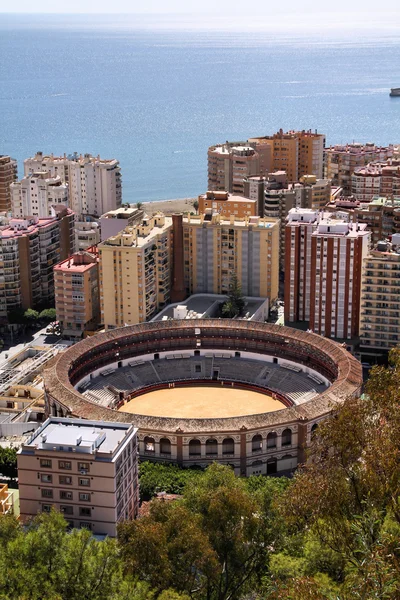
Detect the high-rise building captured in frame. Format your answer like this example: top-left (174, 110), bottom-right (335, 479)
top-left (11, 171), bottom-right (68, 218)
top-left (24, 152), bottom-right (122, 217)
top-left (359, 235), bottom-right (400, 353)
top-left (0, 155), bottom-right (18, 213)
top-left (18, 417), bottom-right (139, 537)
top-left (198, 191), bottom-right (258, 218)
top-left (249, 129), bottom-right (325, 181)
top-left (54, 249), bottom-right (100, 338)
top-left (284, 208), bottom-right (370, 339)
top-left (351, 159), bottom-right (400, 202)
top-left (0, 208), bottom-right (75, 319)
top-left (99, 214), bottom-right (172, 329)
top-left (182, 213), bottom-right (279, 301)
top-left (324, 143), bottom-right (394, 196)
top-left (99, 206), bottom-right (144, 242)
top-left (75, 221), bottom-right (100, 251)
top-left (207, 144), bottom-right (265, 195)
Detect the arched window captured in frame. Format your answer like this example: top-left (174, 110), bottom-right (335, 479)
top-left (267, 432), bottom-right (277, 448)
top-left (189, 439), bottom-right (201, 456)
top-left (281, 428), bottom-right (292, 447)
top-left (160, 438), bottom-right (171, 455)
top-left (205, 439), bottom-right (218, 456)
top-left (311, 423), bottom-right (318, 438)
top-left (222, 438), bottom-right (235, 455)
top-left (144, 436), bottom-right (155, 453)
top-left (252, 434), bottom-right (263, 452)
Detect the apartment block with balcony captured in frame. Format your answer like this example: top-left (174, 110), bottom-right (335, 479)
top-left (24, 152), bottom-right (122, 218)
top-left (0, 208), bottom-right (75, 320)
top-left (75, 220), bottom-right (100, 251)
top-left (99, 214), bottom-right (172, 329)
top-left (324, 143), bottom-right (394, 196)
top-left (198, 191), bottom-right (258, 218)
top-left (182, 213), bottom-right (279, 302)
top-left (351, 159), bottom-right (400, 202)
top-left (360, 236), bottom-right (400, 353)
top-left (285, 208), bottom-right (370, 339)
top-left (54, 249), bottom-right (100, 338)
top-left (11, 171), bottom-right (68, 218)
top-left (18, 417), bottom-right (139, 537)
top-left (207, 144), bottom-right (264, 195)
top-left (0, 155), bottom-right (18, 213)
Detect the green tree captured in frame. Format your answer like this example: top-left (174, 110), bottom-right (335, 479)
top-left (39, 308), bottom-right (57, 321)
top-left (24, 308), bottom-right (39, 323)
top-left (221, 273), bottom-right (245, 318)
top-left (0, 447), bottom-right (18, 479)
top-left (139, 461), bottom-right (204, 501)
top-left (136, 202), bottom-right (144, 210)
top-left (192, 200), bottom-right (199, 214)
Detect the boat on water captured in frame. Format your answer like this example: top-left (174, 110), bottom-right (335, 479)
top-left (390, 88), bottom-right (400, 97)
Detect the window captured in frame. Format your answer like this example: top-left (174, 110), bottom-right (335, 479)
top-left (60, 505), bottom-right (74, 515)
top-left (282, 428), bottom-right (292, 447)
top-left (40, 459), bottom-right (52, 468)
top-left (59, 461), bottom-right (72, 470)
top-left (60, 490), bottom-right (73, 500)
top-left (42, 504), bottom-right (52, 513)
top-left (41, 474), bottom-right (52, 483)
top-left (80, 522), bottom-right (92, 529)
top-left (79, 492), bottom-right (90, 502)
top-left (79, 478), bottom-right (90, 487)
top-left (41, 489), bottom-right (53, 498)
top-left (79, 507), bottom-right (91, 517)
top-left (59, 475), bottom-right (72, 485)
top-left (78, 462), bottom-right (90, 473)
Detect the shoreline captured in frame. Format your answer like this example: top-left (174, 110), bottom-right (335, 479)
top-left (137, 197), bottom-right (196, 215)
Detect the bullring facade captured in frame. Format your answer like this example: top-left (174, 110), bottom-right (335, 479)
top-left (44, 320), bottom-right (362, 476)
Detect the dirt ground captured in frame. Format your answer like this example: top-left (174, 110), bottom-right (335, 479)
top-left (143, 197), bottom-right (196, 215)
top-left (118, 386), bottom-right (284, 418)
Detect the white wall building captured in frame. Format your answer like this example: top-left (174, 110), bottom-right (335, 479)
top-left (11, 172), bottom-right (68, 218)
top-left (24, 152), bottom-right (122, 218)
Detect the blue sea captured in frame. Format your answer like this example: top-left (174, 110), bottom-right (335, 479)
top-left (1, 14), bottom-right (400, 203)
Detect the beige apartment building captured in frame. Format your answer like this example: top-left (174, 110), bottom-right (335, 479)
top-left (359, 236), bottom-right (400, 353)
top-left (324, 143), bottom-right (394, 196)
top-left (99, 214), bottom-right (172, 329)
top-left (0, 208), bottom-right (75, 319)
top-left (24, 152), bottom-right (122, 218)
top-left (0, 155), bottom-right (18, 213)
top-left (198, 191), bottom-right (258, 218)
top-left (249, 129), bottom-right (325, 181)
top-left (18, 417), bottom-right (139, 537)
top-left (207, 144), bottom-right (265, 195)
top-left (54, 249), bottom-right (100, 338)
top-left (182, 213), bottom-right (279, 301)
top-left (285, 208), bottom-right (370, 339)
top-left (351, 159), bottom-right (400, 202)
top-left (11, 171), bottom-right (69, 218)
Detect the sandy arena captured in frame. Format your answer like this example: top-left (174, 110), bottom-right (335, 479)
top-left (118, 386), bottom-right (285, 419)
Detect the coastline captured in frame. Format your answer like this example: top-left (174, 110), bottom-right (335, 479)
top-left (139, 197), bottom-right (196, 215)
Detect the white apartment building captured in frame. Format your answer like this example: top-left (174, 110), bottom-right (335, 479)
top-left (75, 221), bottom-right (100, 251)
top-left (24, 152), bottom-right (122, 218)
top-left (11, 172), bottom-right (68, 218)
top-left (18, 417), bottom-right (139, 537)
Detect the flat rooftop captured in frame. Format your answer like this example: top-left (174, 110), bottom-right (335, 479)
top-left (22, 417), bottom-right (135, 455)
top-left (151, 294), bottom-right (267, 322)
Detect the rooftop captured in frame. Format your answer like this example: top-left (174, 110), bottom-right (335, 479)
top-left (54, 251), bottom-right (98, 273)
top-left (21, 417), bottom-right (136, 456)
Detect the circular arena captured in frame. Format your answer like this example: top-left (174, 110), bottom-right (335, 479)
top-left (44, 320), bottom-right (362, 476)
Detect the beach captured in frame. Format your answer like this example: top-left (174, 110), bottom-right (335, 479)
top-left (142, 198), bottom-right (196, 215)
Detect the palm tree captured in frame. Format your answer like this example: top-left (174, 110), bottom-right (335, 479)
top-left (136, 202), bottom-right (143, 210)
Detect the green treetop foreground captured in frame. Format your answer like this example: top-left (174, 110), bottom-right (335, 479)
top-left (2, 350), bottom-right (400, 599)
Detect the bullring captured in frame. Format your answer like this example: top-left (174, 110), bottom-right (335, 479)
top-left (44, 320), bottom-right (362, 476)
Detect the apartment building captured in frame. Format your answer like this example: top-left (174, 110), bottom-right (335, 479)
top-left (54, 249), bottom-right (100, 338)
top-left (285, 208), bottom-right (370, 339)
top-left (249, 129), bottom-right (325, 181)
top-left (99, 214), bottom-right (172, 329)
top-left (351, 160), bottom-right (400, 202)
top-left (99, 206), bottom-right (144, 241)
top-left (0, 155), bottom-right (18, 213)
top-left (324, 143), bottom-right (394, 196)
top-left (0, 208), bottom-right (75, 319)
top-left (24, 152), bottom-right (122, 217)
top-left (197, 191), bottom-right (258, 218)
top-left (360, 236), bottom-right (400, 353)
top-left (75, 221), bottom-right (100, 251)
top-left (207, 144), bottom-right (265, 195)
top-left (18, 417), bottom-right (139, 537)
top-left (181, 213), bottom-right (279, 301)
top-left (11, 171), bottom-right (68, 218)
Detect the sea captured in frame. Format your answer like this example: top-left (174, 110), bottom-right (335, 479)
top-left (1, 13), bottom-right (400, 204)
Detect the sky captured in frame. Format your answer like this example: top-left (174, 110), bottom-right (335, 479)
top-left (1, 0), bottom-right (400, 33)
